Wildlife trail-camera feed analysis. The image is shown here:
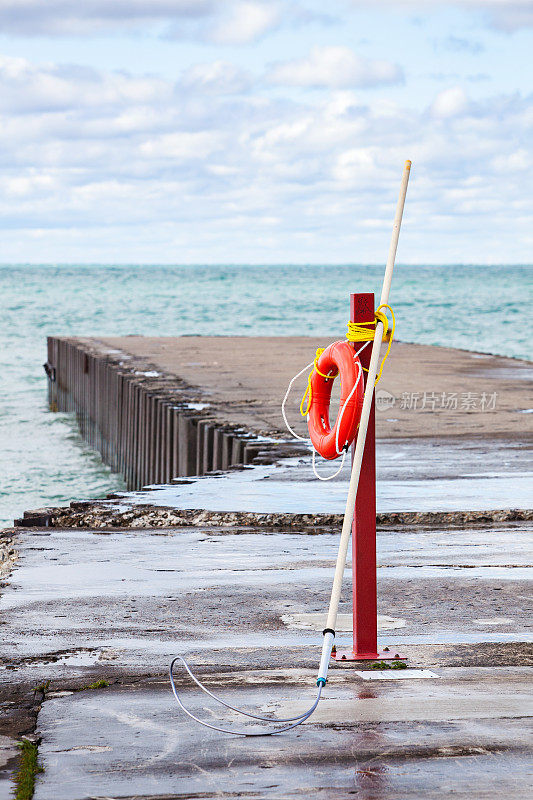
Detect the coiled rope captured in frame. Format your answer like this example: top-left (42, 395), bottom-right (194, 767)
top-left (282, 306), bottom-right (395, 480)
top-left (282, 342), bottom-right (366, 480)
top-left (346, 304), bottom-right (395, 385)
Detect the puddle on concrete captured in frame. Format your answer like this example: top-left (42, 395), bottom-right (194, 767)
top-left (352, 631), bottom-right (533, 646)
top-left (377, 565), bottom-right (531, 580)
top-left (34, 650), bottom-right (100, 668)
top-left (114, 438), bottom-right (533, 514)
top-left (354, 669), bottom-right (440, 680)
top-left (3, 526), bottom-right (530, 616)
top-left (0, 736), bottom-right (19, 800)
top-left (282, 674), bottom-right (532, 724)
top-left (185, 402), bottom-right (210, 411)
top-left (282, 612), bottom-right (406, 631)
top-left (68, 628), bottom-right (533, 659)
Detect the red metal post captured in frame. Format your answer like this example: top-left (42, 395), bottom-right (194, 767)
top-left (333, 292), bottom-right (403, 662)
top-left (350, 292), bottom-right (378, 658)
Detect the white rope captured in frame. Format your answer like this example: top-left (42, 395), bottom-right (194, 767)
top-left (281, 359), bottom-right (315, 441)
top-left (312, 448), bottom-right (346, 481)
top-left (170, 656), bottom-right (322, 736)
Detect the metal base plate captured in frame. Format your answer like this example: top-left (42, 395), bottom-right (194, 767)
top-left (332, 649), bottom-right (406, 662)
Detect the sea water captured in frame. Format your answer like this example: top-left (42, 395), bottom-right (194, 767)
top-left (0, 264), bottom-right (531, 527)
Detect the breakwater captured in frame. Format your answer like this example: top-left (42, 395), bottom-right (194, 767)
top-left (45, 337), bottom-right (296, 490)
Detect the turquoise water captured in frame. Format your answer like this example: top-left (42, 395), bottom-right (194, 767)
top-left (0, 264), bottom-right (531, 528)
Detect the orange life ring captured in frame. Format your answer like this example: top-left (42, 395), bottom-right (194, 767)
top-left (307, 341), bottom-right (363, 460)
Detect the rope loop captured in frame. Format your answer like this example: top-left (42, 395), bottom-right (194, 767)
top-left (346, 304), bottom-right (395, 385)
top-left (288, 305), bottom-right (395, 476)
top-left (283, 339), bottom-right (370, 480)
top-left (299, 304), bottom-right (395, 417)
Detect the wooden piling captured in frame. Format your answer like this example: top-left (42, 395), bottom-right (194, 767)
top-left (45, 337), bottom-right (263, 490)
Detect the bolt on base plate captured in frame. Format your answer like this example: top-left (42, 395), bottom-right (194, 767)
top-left (332, 649), bottom-right (406, 662)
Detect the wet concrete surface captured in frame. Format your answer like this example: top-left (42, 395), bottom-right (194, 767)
top-left (16, 336), bottom-right (531, 795)
top-left (109, 436), bottom-right (533, 514)
top-left (1, 519), bottom-right (531, 797)
top-left (34, 674), bottom-right (531, 800)
top-left (0, 735), bottom-right (19, 800)
top-left (2, 524), bottom-right (532, 678)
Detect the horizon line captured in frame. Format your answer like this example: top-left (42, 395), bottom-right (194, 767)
top-left (1, 262), bottom-right (532, 268)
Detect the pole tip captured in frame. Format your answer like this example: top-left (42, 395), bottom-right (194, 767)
top-left (405, 160), bottom-right (412, 169)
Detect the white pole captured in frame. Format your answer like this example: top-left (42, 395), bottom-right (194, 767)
top-left (317, 160), bottom-right (411, 685)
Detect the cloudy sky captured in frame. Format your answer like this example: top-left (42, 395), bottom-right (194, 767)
top-left (1, 0), bottom-right (531, 264)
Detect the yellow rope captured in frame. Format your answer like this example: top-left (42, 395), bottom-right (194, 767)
top-left (300, 348), bottom-right (338, 416)
top-left (346, 303), bottom-right (395, 385)
top-left (299, 305), bottom-right (396, 417)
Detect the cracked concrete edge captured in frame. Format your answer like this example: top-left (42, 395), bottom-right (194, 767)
top-left (8, 503), bottom-right (533, 531)
top-left (0, 534), bottom-right (18, 578)
top-left (4, 643), bottom-right (533, 684)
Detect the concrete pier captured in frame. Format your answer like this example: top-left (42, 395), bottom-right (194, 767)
top-left (0, 336), bottom-right (529, 798)
top-left (45, 335), bottom-right (532, 492)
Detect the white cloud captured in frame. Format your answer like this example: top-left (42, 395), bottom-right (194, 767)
top-left (0, 1), bottom-right (531, 40)
top-left (0, 54), bottom-right (170, 113)
top-left (0, 0), bottom-right (284, 41)
top-left (430, 86), bottom-right (469, 118)
top-left (5, 171), bottom-right (57, 197)
top-left (267, 46), bottom-right (403, 89)
top-left (0, 53), bottom-right (531, 263)
top-left (0, 1), bottom-right (214, 35)
top-left (491, 149), bottom-right (531, 172)
top-left (208, 2), bottom-right (281, 45)
top-left (433, 35), bottom-right (484, 54)
top-left (456, 1), bottom-right (533, 32)
top-left (180, 61), bottom-right (252, 94)
top-left (139, 131), bottom-right (222, 160)
top-left (488, 1), bottom-right (533, 32)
